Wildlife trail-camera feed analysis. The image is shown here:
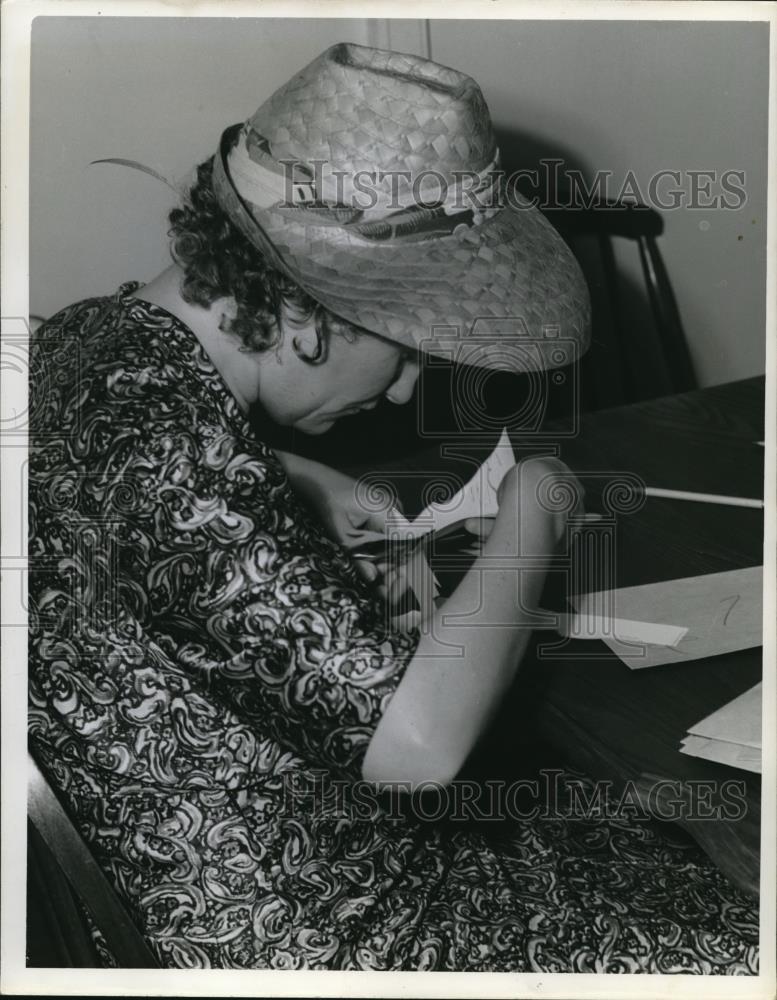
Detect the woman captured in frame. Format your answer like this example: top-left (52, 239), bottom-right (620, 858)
top-left (29, 43), bottom-right (757, 971)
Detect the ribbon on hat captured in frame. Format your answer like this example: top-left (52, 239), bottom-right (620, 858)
top-left (227, 126), bottom-right (504, 244)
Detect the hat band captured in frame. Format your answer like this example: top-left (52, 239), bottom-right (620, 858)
top-left (227, 126), bottom-right (504, 244)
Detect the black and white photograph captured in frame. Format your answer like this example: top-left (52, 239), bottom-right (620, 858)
top-left (1, 2), bottom-right (775, 996)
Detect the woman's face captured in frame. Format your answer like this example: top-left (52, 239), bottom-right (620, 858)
top-left (257, 315), bottom-right (420, 435)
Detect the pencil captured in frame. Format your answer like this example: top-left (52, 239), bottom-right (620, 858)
top-left (644, 487), bottom-right (764, 509)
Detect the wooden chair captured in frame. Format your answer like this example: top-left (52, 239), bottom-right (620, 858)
top-left (27, 752), bottom-right (159, 968)
top-left (544, 199), bottom-right (698, 410)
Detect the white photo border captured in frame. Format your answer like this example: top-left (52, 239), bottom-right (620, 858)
top-left (2, 2), bottom-right (775, 997)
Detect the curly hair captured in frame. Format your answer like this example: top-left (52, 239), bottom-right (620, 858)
top-left (168, 157), bottom-right (360, 360)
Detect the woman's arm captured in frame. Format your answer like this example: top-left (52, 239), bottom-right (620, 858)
top-left (273, 448), bottom-right (323, 481)
top-left (362, 457), bottom-right (567, 789)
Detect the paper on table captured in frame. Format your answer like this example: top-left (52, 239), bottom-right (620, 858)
top-left (677, 679), bottom-right (761, 773)
top-left (687, 681), bottom-right (762, 749)
top-left (553, 612), bottom-right (687, 647)
top-left (679, 734), bottom-right (761, 774)
top-left (398, 428), bottom-right (515, 540)
top-left (570, 565), bottom-right (763, 669)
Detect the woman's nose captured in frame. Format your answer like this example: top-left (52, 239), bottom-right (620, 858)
top-left (385, 359), bottom-right (420, 405)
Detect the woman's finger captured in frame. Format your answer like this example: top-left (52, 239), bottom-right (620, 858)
top-left (387, 568), bottom-right (410, 606)
top-left (354, 558), bottom-right (379, 583)
top-left (344, 529), bottom-right (388, 551)
top-left (361, 501), bottom-right (406, 535)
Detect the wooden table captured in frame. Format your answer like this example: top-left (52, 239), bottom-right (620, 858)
top-left (353, 375), bottom-right (765, 898)
top-left (517, 376), bottom-right (765, 898)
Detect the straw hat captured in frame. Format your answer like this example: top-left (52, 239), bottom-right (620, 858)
top-left (212, 42), bottom-right (590, 372)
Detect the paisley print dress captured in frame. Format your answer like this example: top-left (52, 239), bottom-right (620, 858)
top-left (28, 283), bottom-right (759, 973)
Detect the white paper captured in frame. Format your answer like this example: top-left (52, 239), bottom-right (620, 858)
top-left (385, 432), bottom-right (514, 620)
top-left (570, 565), bottom-right (763, 669)
top-left (553, 612), bottom-right (687, 647)
top-left (679, 734), bottom-right (761, 774)
top-left (687, 681), bottom-right (762, 749)
top-left (399, 428), bottom-right (515, 540)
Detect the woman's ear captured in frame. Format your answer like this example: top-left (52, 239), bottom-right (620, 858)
top-left (291, 322), bottom-right (327, 364)
top-left (221, 297), bottom-right (238, 322)
top-left (217, 296), bottom-right (238, 334)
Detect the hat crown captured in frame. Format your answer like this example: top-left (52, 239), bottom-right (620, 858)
top-left (247, 42), bottom-right (497, 182)
top-left (210, 42), bottom-right (591, 372)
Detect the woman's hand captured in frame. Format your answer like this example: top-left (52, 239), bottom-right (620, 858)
top-left (274, 451), bottom-right (400, 586)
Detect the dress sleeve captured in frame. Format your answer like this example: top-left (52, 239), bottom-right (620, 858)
top-left (97, 367), bottom-right (417, 783)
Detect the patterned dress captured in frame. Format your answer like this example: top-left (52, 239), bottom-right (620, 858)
top-left (28, 283), bottom-right (759, 973)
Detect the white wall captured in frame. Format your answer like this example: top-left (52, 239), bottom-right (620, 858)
top-left (31, 17), bottom-right (768, 387)
top-left (428, 19), bottom-right (769, 388)
top-left (30, 17), bottom-right (373, 317)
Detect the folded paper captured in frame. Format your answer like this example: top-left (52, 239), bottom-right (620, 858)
top-left (679, 734), bottom-right (761, 774)
top-left (553, 612), bottom-right (687, 647)
top-left (570, 565), bottom-right (762, 669)
top-left (397, 428), bottom-right (515, 541)
top-left (687, 681), bottom-right (762, 749)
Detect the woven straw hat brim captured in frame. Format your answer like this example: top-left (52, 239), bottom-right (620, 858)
top-left (213, 124), bottom-right (590, 373)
